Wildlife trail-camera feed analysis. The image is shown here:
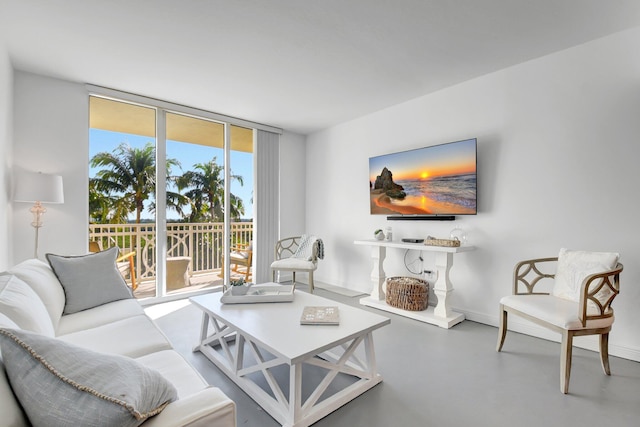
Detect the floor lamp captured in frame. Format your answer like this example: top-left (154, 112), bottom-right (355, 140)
top-left (14, 171), bottom-right (64, 259)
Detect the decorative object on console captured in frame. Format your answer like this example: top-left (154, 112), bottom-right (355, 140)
top-left (300, 306), bottom-right (340, 325)
top-left (424, 236), bottom-right (461, 247)
top-left (374, 229), bottom-right (385, 240)
top-left (449, 227), bottom-right (467, 245)
top-left (385, 277), bottom-right (429, 311)
top-left (13, 171), bottom-right (64, 258)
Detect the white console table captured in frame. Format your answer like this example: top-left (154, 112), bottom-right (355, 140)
top-left (354, 239), bottom-right (475, 328)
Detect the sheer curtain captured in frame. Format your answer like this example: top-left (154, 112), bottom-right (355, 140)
top-left (253, 130), bottom-right (279, 283)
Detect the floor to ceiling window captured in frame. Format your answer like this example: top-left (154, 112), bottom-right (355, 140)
top-left (89, 95), bottom-right (255, 300)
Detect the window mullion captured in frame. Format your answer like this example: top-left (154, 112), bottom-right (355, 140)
top-left (156, 109), bottom-right (167, 297)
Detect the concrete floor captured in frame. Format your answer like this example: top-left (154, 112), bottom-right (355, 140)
top-left (149, 287), bottom-right (640, 427)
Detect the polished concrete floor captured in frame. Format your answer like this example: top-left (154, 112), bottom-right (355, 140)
top-left (149, 288), bottom-right (640, 427)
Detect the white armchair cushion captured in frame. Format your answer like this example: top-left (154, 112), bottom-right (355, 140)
top-left (271, 258), bottom-right (317, 271)
top-left (552, 248), bottom-right (619, 303)
top-left (500, 294), bottom-right (614, 330)
top-left (0, 275), bottom-right (55, 337)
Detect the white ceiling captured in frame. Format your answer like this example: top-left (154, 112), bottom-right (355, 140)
top-left (1, 0), bottom-right (640, 135)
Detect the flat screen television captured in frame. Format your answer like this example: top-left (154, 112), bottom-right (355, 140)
top-left (369, 138), bottom-right (477, 217)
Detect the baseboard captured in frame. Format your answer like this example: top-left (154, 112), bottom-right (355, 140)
top-left (457, 306), bottom-right (640, 363)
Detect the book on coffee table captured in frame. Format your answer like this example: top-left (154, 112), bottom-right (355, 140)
top-left (300, 306), bottom-right (340, 325)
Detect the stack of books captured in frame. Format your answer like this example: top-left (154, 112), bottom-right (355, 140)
top-left (300, 306), bottom-right (340, 325)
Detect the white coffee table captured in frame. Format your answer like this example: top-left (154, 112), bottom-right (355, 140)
top-left (190, 283), bottom-right (390, 427)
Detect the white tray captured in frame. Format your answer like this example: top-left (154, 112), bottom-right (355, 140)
top-left (220, 284), bottom-right (295, 304)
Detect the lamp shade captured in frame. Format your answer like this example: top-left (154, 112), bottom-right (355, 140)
top-left (14, 172), bottom-right (64, 204)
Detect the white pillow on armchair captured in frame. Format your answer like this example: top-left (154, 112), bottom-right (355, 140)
top-left (552, 248), bottom-right (619, 303)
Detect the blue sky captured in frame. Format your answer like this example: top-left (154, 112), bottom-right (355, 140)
top-left (89, 129), bottom-right (254, 221)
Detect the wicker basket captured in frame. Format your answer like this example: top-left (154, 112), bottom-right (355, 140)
top-left (424, 236), bottom-right (460, 247)
top-left (385, 277), bottom-right (429, 311)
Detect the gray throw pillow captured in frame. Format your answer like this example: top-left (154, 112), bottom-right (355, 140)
top-left (0, 328), bottom-right (177, 427)
top-left (46, 247), bottom-right (133, 314)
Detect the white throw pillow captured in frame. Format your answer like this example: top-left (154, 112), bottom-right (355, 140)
top-left (46, 248), bottom-right (133, 315)
top-left (0, 328), bottom-right (177, 427)
top-left (0, 275), bottom-right (55, 337)
top-left (552, 248), bottom-right (619, 303)
top-left (293, 235), bottom-right (316, 260)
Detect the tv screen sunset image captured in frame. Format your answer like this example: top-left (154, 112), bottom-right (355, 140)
top-left (369, 139), bottom-right (477, 215)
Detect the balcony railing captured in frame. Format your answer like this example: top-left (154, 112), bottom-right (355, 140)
top-left (89, 222), bottom-right (253, 281)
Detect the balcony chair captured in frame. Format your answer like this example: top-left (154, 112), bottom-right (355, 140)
top-left (496, 248), bottom-right (623, 393)
top-left (271, 235), bottom-right (324, 293)
top-left (220, 241), bottom-right (253, 282)
top-left (88, 241), bottom-right (138, 291)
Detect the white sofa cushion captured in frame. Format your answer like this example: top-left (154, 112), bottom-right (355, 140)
top-left (552, 248), bottom-right (619, 303)
top-left (0, 328), bottom-right (177, 427)
top-left (57, 299), bottom-right (145, 336)
top-left (7, 259), bottom-right (66, 330)
top-left (59, 314), bottom-right (173, 358)
top-left (0, 275), bottom-right (55, 337)
top-left (144, 387), bottom-right (237, 427)
top-left (46, 248), bottom-right (134, 315)
top-left (500, 294), bottom-right (614, 330)
top-left (0, 312), bottom-right (19, 330)
top-left (135, 350), bottom-right (208, 398)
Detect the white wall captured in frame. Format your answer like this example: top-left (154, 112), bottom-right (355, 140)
top-left (0, 45), bottom-right (13, 270)
top-left (12, 72), bottom-right (89, 263)
top-left (306, 27), bottom-right (640, 360)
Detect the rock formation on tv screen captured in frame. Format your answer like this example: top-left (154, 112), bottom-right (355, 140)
top-left (373, 167), bottom-right (406, 199)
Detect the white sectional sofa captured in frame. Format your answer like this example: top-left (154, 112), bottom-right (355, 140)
top-left (0, 256), bottom-right (236, 426)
